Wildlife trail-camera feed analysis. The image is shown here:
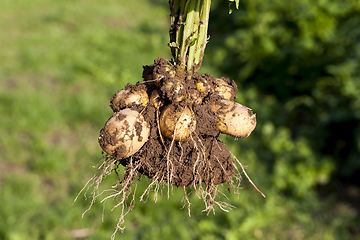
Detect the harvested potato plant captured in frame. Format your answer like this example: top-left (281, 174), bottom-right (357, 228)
top-left (77, 0), bottom-right (264, 237)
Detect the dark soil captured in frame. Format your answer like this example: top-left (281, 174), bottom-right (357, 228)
top-left (105, 58), bottom-right (238, 187)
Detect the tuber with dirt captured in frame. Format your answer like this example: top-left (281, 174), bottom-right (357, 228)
top-left (99, 58), bottom-right (257, 187)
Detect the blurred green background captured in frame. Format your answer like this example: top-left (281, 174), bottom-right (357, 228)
top-left (1, 0), bottom-right (359, 239)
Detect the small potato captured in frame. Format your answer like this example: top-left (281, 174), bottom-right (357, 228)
top-left (151, 62), bottom-right (176, 87)
top-left (149, 74), bottom-right (163, 88)
top-left (159, 104), bottom-right (196, 141)
top-left (161, 77), bottom-right (187, 102)
top-left (186, 89), bottom-right (203, 105)
top-left (110, 89), bottom-right (149, 112)
top-left (150, 90), bottom-right (165, 108)
top-left (214, 78), bottom-right (235, 100)
top-left (210, 100), bottom-right (256, 138)
top-left (143, 64), bottom-right (163, 87)
top-left (215, 85), bottom-right (234, 100)
top-left (196, 81), bottom-right (208, 93)
top-left (153, 65), bottom-right (176, 79)
top-left (99, 109), bottom-right (150, 159)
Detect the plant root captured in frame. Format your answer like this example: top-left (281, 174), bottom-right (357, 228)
top-left (75, 133), bottom-right (264, 236)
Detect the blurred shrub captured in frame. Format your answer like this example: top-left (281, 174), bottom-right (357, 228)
top-left (199, 0), bottom-right (360, 238)
top-left (206, 0), bottom-right (360, 192)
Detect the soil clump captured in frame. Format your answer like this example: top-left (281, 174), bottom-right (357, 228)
top-left (111, 58), bottom-right (237, 187)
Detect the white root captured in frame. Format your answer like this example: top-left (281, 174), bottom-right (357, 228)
top-left (73, 155), bottom-right (117, 217)
top-left (181, 187), bottom-right (192, 217)
top-left (76, 139), bottom-right (262, 238)
top-left (230, 152), bottom-right (266, 198)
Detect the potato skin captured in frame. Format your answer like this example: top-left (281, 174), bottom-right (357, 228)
top-left (159, 104), bottom-right (196, 141)
top-left (214, 78), bottom-right (235, 100)
top-left (211, 100), bottom-right (256, 138)
top-left (150, 90), bottom-right (165, 108)
top-left (110, 89), bottom-right (149, 112)
top-left (98, 109), bottom-right (150, 159)
top-left (160, 77), bottom-right (187, 103)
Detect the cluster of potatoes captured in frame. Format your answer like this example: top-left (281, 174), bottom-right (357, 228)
top-left (98, 58), bottom-right (256, 160)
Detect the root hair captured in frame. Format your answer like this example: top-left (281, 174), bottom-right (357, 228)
top-left (75, 119), bottom-right (264, 238)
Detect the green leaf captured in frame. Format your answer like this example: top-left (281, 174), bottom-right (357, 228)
top-left (228, 0), bottom-right (240, 14)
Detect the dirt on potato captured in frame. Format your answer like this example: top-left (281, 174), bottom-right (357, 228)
top-left (120, 105), bottom-right (234, 187)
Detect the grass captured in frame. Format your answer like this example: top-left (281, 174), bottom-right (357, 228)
top-left (0, 0), bottom-right (358, 240)
top-left (0, 0), bottom-right (170, 239)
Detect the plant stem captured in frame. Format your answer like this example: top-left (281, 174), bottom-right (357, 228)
top-left (169, 0), bottom-right (211, 78)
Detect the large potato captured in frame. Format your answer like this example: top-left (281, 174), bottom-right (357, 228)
top-left (98, 109), bottom-right (150, 159)
top-left (211, 100), bottom-right (256, 138)
top-left (159, 104), bottom-right (196, 141)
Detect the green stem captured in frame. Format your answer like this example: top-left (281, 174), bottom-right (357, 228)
top-left (185, 0), bottom-right (200, 73)
top-left (194, 0), bottom-right (211, 72)
top-left (169, 0), bottom-right (211, 78)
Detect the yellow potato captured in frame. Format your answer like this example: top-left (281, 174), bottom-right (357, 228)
top-left (159, 104), bottom-right (196, 141)
top-left (151, 63), bottom-right (176, 87)
top-left (162, 77), bottom-right (187, 102)
top-left (214, 78), bottom-right (235, 100)
top-left (150, 90), bottom-right (165, 108)
top-left (196, 81), bottom-right (208, 93)
top-left (98, 109), bottom-right (150, 159)
top-left (215, 85), bottom-right (234, 100)
top-left (110, 89), bottom-right (149, 112)
top-left (211, 100), bottom-right (256, 138)
top-left (186, 89), bottom-right (203, 105)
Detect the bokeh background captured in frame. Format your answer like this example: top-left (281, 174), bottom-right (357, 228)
top-left (1, 0), bottom-right (359, 239)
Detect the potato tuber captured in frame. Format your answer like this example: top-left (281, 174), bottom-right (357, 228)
top-left (161, 77), bottom-right (187, 103)
top-left (110, 89), bottom-right (149, 112)
top-left (214, 78), bottom-right (235, 100)
top-left (98, 109), bottom-right (150, 159)
top-left (159, 104), bottom-right (196, 141)
top-left (210, 99), bottom-right (256, 138)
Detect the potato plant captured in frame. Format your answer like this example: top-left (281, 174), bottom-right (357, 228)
top-left (77, 0), bottom-right (264, 238)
